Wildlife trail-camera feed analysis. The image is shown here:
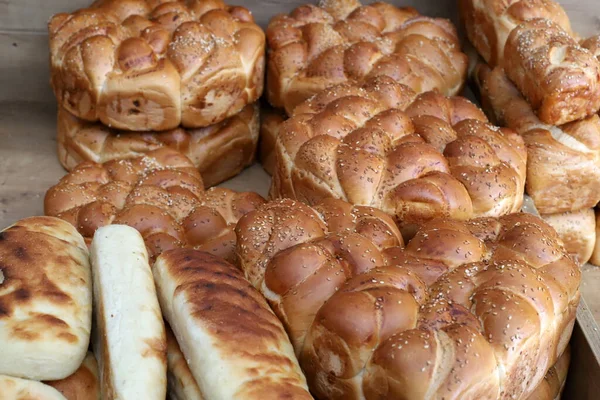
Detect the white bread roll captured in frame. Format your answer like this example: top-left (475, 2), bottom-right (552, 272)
top-left (0, 375), bottom-right (66, 400)
top-left (45, 352), bottom-right (100, 400)
top-left (90, 225), bottom-right (166, 400)
top-left (153, 249), bottom-right (313, 400)
top-left (166, 327), bottom-right (203, 400)
top-left (0, 216), bottom-right (91, 380)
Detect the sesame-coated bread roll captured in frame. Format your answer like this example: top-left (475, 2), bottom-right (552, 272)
top-left (459, 0), bottom-right (572, 67)
top-left (48, 0), bottom-right (265, 131)
top-left (0, 217), bottom-right (91, 381)
top-left (271, 76), bottom-right (526, 231)
top-left (503, 19), bottom-right (600, 126)
top-left (44, 148), bottom-right (265, 263)
top-left (153, 250), bottom-right (313, 400)
top-left (236, 199), bottom-right (580, 399)
top-left (266, 0), bottom-right (467, 114)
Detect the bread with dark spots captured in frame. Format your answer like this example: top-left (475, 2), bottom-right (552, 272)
top-left (0, 216), bottom-right (91, 381)
top-left (45, 352), bottom-right (101, 400)
top-left (236, 199), bottom-right (580, 399)
top-left (153, 249), bottom-right (313, 400)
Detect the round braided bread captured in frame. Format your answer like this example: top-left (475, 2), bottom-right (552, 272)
top-left (271, 76), bottom-right (527, 232)
top-left (266, 0), bottom-right (467, 114)
top-left (236, 198), bottom-right (580, 400)
top-left (44, 148), bottom-right (265, 262)
top-left (48, 0), bottom-right (265, 131)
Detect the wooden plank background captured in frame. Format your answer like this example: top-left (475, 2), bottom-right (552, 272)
top-left (0, 1), bottom-right (599, 397)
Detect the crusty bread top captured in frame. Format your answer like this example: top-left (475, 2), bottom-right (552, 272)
top-left (271, 76), bottom-right (527, 226)
top-left (48, 0), bottom-right (265, 131)
top-left (459, 0), bottom-right (572, 67)
top-left (0, 217), bottom-right (91, 381)
top-left (503, 19), bottom-right (600, 126)
top-left (236, 199), bottom-right (580, 399)
top-left (44, 148), bottom-right (265, 263)
top-left (266, 0), bottom-right (467, 114)
top-left (155, 250), bottom-right (313, 399)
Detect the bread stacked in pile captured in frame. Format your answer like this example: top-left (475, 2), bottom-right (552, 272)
top-left (459, 0), bottom-right (600, 266)
top-left (48, 0), bottom-right (265, 187)
top-left (0, 0), bottom-right (594, 399)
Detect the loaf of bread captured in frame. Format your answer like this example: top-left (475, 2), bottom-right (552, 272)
top-left (271, 76), bottom-right (526, 231)
top-left (153, 250), bottom-right (313, 400)
top-left (44, 148), bottom-right (265, 262)
top-left (541, 209), bottom-right (596, 266)
top-left (266, 0), bottom-right (467, 114)
top-left (526, 347), bottom-right (570, 400)
top-left (0, 217), bottom-right (91, 381)
top-left (236, 199), bottom-right (580, 399)
top-left (90, 225), bottom-right (166, 399)
top-left (258, 106), bottom-right (286, 175)
top-left (459, 0), bottom-right (572, 67)
top-left (503, 19), bottom-right (600, 126)
top-left (473, 64), bottom-right (600, 214)
top-left (592, 208), bottom-right (600, 266)
top-left (0, 376), bottom-right (66, 400)
top-left (48, 0), bottom-right (265, 131)
top-left (166, 327), bottom-right (203, 400)
top-left (57, 103), bottom-right (259, 187)
top-left (45, 352), bottom-right (100, 400)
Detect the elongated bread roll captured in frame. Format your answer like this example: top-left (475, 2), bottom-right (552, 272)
top-left (90, 225), bottom-right (166, 400)
top-left (45, 352), bottom-right (100, 400)
top-left (166, 328), bottom-right (203, 400)
top-left (0, 375), bottom-right (66, 400)
top-left (0, 216), bottom-right (91, 381)
top-left (153, 250), bottom-right (313, 400)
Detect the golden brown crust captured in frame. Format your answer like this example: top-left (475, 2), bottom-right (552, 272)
top-left (503, 19), bottom-right (600, 126)
top-left (44, 148), bottom-right (265, 262)
top-left (526, 347), bottom-right (570, 400)
top-left (0, 217), bottom-right (92, 381)
top-left (57, 103), bottom-right (259, 187)
top-left (236, 199), bottom-right (580, 399)
top-left (166, 327), bottom-right (203, 400)
top-left (473, 64), bottom-right (600, 214)
top-left (541, 209), bottom-right (596, 266)
top-left (154, 250), bottom-right (312, 399)
top-left (258, 106), bottom-right (286, 176)
top-left (266, 0), bottom-right (467, 114)
top-left (48, 0), bottom-right (265, 131)
top-left (459, 0), bottom-right (572, 67)
top-left (45, 352), bottom-right (100, 400)
top-left (271, 76), bottom-right (526, 229)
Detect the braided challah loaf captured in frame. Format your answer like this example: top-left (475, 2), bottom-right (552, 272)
top-left (474, 64), bottom-right (600, 215)
top-left (266, 0), bottom-right (468, 115)
top-left (236, 198), bottom-right (580, 400)
top-left (458, 0), bottom-right (572, 67)
top-left (57, 103), bottom-right (259, 187)
top-left (48, 0), bottom-right (265, 131)
top-left (258, 106), bottom-right (286, 175)
top-left (44, 148), bottom-right (265, 262)
top-left (271, 76), bottom-right (526, 232)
